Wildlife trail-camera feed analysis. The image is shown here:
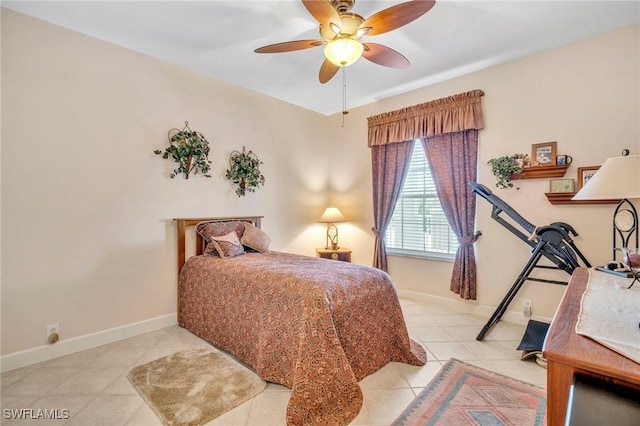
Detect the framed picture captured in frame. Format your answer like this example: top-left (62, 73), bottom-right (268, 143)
top-left (550, 178), bottom-right (575, 193)
top-left (577, 166), bottom-right (600, 190)
top-left (531, 142), bottom-right (557, 166)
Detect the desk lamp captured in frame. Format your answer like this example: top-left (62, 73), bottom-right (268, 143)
top-left (319, 206), bottom-right (346, 250)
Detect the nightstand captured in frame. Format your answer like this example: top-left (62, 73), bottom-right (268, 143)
top-left (316, 248), bottom-right (352, 262)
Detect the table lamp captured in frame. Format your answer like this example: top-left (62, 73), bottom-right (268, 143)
top-left (319, 206), bottom-right (346, 250)
top-left (573, 152), bottom-right (640, 262)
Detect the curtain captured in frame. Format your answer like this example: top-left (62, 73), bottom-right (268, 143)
top-left (368, 89), bottom-right (485, 146)
top-left (421, 131), bottom-right (482, 300)
top-left (367, 89), bottom-right (484, 299)
top-left (371, 140), bottom-right (414, 271)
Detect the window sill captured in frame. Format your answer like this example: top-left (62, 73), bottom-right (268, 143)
top-left (386, 249), bottom-right (455, 262)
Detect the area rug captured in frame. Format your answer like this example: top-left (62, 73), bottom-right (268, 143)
top-left (391, 358), bottom-right (546, 426)
top-left (127, 348), bottom-right (267, 426)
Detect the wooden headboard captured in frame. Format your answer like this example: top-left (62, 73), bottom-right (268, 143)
top-left (173, 216), bottom-right (263, 278)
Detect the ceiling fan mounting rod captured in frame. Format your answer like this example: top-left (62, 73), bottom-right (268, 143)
top-left (331, 0), bottom-right (355, 13)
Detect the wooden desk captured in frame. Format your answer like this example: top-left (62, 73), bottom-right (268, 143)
top-left (543, 268), bottom-right (640, 426)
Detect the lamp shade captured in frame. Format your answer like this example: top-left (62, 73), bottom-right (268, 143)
top-left (324, 38), bottom-right (364, 67)
top-left (573, 155), bottom-right (640, 200)
top-left (319, 206), bottom-right (346, 223)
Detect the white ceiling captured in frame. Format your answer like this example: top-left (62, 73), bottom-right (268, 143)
top-left (4, 1), bottom-right (639, 115)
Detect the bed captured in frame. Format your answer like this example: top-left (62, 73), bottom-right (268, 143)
top-left (174, 216), bottom-right (426, 426)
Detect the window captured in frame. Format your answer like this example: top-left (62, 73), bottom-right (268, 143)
top-left (385, 141), bottom-right (458, 260)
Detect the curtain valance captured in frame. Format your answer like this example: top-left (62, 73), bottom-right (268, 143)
top-left (367, 89), bottom-right (485, 147)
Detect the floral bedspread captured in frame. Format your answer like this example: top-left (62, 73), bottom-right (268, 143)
top-left (178, 251), bottom-right (426, 426)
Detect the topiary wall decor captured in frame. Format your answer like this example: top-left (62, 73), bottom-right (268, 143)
top-left (154, 121), bottom-right (212, 179)
top-left (226, 146), bottom-right (265, 197)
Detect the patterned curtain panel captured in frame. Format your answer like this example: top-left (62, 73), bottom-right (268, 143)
top-left (367, 90), bottom-right (484, 298)
top-left (371, 141), bottom-right (414, 271)
top-left (421, 131), bottom-right (481, 300)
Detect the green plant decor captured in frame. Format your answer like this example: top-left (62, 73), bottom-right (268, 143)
top-left (154, 122), bottom-right (212, 179)
top-left (487, 155), bottom-right (523, 189)
top-left (226, 146), bottom-right (265, 197)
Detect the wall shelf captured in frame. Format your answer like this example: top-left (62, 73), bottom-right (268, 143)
top-left (544, 192), bottom-right (621, 205)
top-left (511, 164), bottom-right (570, 180)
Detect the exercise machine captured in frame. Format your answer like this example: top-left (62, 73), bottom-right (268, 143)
top-left (471, 182), bottom-right (591, 340)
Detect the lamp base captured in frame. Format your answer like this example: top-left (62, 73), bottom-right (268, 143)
top-left (326, 224), bottom-right (339, 251)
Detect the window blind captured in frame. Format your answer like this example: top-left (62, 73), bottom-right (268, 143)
top-left (385, 141), bottom-right (459, 257)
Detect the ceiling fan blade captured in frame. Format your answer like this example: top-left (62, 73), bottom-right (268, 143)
top-left (362, 43), bottom-right (410, 69)
top-left (255, 40), bottom-right (323, 54)
top-left (302, 0), bottom-right (341, 28)
top-left (319, 59), bottom-right (340, 84)
top-left (362, 0), bottom-right (436, 36)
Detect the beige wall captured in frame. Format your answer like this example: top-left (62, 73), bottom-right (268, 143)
top-left (2, 8), bottom-right (639, 358)
top-left (330, 23), bottom-right (640, 319)
top-left (1, 9), bottom-right (334, 355)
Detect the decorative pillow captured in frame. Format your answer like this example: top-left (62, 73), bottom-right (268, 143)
top-left (204, 242), bottom-right (220, 256)
top-left (196, 221), bottom-right (247, 244)
top-left (241, 222), bottom-right (271, 253)
top-left (209, 231), bottom-right (245, 258)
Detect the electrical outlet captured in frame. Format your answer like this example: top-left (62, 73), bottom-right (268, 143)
top-left (46, 323), bottom-right (60, 343)
top-left (523, 299), bottom-right (532, 318)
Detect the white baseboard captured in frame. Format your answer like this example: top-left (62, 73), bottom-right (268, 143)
top-left (0, 313), bottom-right (177, 373)
top-left (1, 292), bottom-right (551, 372)
top-left (397, 289), bottom-right (552, 326)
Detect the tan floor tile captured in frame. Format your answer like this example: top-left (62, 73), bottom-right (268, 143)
top-left (40, 346), bottom-right (112, 369)
top-left (348, 403), bottom-right (371, 425)
top-left (51, 367), bottom-right (124, 395)
top-left (359, 362), bottom-right (410, 390)
top-left (155, 327), bottom-right (212, 347)
top-left (124, 402), bottom-right (162, 426)
top-left (432, 313), bottom-right (486, 327)
top-left (64, 395), bottom-right (143, 426)
top-left (3, 368), bottom-right (80, 396)
top-left (395, 360), bottom-right (444, 388)
top-left (0, 395), bottom-right (39, 412)
top-left (0, 365), bottom-right (41, 389)
top-left (245, 390), bottom-right (290, 426)
top-left (425, 341), bottom-right (477, 361)
top-left (102, 372), bottom-right (139, 395)
top-left (483, 322), bottom-right (527, 341)
top-left (361, 388), bottom-right (416, 426)
top-left (403, 314), bottom-right (439, 328)
top-left (89, 346), bottom-right (150, 369)
top-left (400, 303), bottom-right (456, 316)
top-left (112, 328), bottom-right (170, 348)
top-left (410, 326), bottom-right (455, 342)
top-left (206, 398), bottom-right (252, 425)
top-left (461, 340), bottom-right (522, 360)
top-left (444, 325), bottom-right (484, 341)
top-left (31, 395), bottom-right (95, 423)
top-left (497, 339), bottom-right (527, 352)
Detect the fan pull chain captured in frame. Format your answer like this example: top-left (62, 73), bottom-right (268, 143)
top-left (342, 67), bottom-right (348, 127)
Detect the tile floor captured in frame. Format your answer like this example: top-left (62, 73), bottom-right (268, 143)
top-left (1, 298), bottom-right (547, 425)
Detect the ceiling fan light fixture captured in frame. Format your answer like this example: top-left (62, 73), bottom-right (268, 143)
top-left (324, 37), bottom-right (364, 67)
top-left (356, 26), bottom-right (372, 37)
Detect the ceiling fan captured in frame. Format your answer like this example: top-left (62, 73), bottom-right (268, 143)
top-left (255, 0), bottom-right (436, 84)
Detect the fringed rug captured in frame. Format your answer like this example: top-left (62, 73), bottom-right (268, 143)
top-left (391, 359), bottom-right (546, 426)
top-left (128, 348), bottom-right (267, 426)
